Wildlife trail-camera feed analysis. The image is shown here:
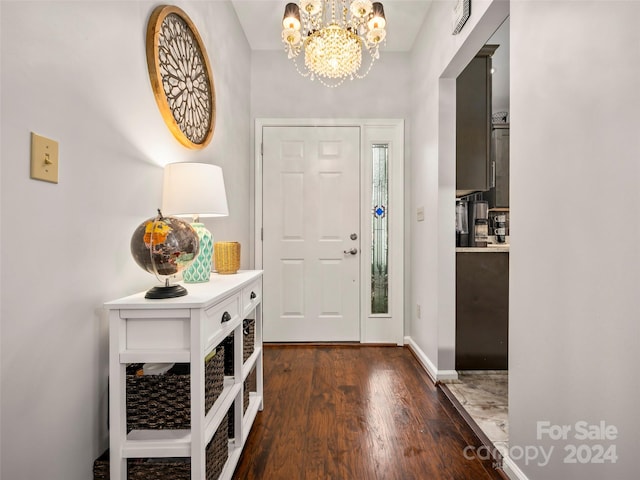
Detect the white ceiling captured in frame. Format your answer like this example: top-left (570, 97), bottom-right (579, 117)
top-left (230, 0), bottom-right (434, 52)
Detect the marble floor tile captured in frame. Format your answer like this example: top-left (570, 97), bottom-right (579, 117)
top-left (448, 371), bottom-right (509, 446)
top-left (447, 381), bottom-right (507, 407)
top-left (462, 404), bottom-right (509, 442)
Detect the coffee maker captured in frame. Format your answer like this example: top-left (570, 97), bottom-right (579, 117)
top-left (456, 200), bottom-right (469, 247)
top-left (468, 200), bottom-right (489, 247)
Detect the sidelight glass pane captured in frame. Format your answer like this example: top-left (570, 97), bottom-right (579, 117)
top-left (371, 144), bottom-right (389, 314)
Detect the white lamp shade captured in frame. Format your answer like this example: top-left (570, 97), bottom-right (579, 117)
top-left (162, 162), bottom-right (229, 218)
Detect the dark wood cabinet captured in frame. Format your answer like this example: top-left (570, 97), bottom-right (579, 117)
top-left (456, 45), bottom-right (498, 194)
top-left (486, 124), bottom-right (509, 208)
top-left (456, 251), bottom-right (508, 370)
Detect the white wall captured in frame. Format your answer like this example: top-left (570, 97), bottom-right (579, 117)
top-left (0, 1), bottom-right (251, 479)
top-left (251, 50), bottom-right (411, 118)
top-left (509, 2), bottom-right (640, 478)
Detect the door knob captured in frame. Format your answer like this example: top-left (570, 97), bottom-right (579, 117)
top-left (344, 248), bottom-right (358, 255)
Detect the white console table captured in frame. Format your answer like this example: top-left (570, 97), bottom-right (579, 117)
top-left (104, 270), bottom-right (263, 480)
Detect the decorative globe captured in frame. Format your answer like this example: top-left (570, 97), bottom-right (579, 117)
top-left (130, 210), bottom-right (200, 298)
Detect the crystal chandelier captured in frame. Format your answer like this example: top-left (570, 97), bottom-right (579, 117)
top-left (281, 0), bottom-right (387, 87)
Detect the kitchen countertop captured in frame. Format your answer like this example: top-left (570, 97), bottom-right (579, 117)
top-left (456, 245), bottom-right (510, 253)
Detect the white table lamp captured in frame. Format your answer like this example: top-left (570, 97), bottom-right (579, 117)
top-left (162, 162), bottom-right (229, 283)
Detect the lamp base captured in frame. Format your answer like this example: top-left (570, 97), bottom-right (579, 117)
top-left (183, 222), bottom-right (213, 283)
top-left (145, 284), bottom-right (188, 299)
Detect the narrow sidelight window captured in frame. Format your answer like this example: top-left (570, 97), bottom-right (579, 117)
top-left (371, 144), bottom-right (389, 314)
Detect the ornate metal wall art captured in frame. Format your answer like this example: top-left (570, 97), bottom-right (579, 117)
top-left (146, 5), bottom-right (215, 149)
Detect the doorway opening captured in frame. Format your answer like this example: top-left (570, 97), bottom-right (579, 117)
top-left (439, 11), bottom-right (511, 471)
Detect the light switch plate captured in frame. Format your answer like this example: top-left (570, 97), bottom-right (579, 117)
top-left (30, 132), bottom-right (59, 183)
top-left (417, 206), bottom-right (425, 222)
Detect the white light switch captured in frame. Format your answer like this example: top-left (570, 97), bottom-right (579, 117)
top-left (417, 206), bottom-right (425, 222)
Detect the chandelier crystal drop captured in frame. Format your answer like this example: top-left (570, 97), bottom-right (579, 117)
top-left (281, 0), bottom-right (387, 87)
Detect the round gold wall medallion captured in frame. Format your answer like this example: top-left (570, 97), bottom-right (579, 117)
top-left (146, 5), bottom-right (215, 149)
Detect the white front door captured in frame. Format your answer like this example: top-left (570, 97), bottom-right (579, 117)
top-left (262, 126), bottom-right (361, 342)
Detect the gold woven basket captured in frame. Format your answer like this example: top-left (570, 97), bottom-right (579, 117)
top-left (214, 242), bottom-right (240, 274)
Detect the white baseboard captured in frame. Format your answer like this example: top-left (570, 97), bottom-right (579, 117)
top-left (502, 456), bottom-right (530, 480)
top-left (404, 336), bottom-right (459, 383)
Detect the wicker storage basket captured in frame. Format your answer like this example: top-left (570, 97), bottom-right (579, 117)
top-left (93, 416), bottom-right (228, 480)
top-left (221, 319), bottom-right (255, 376)
top-left (93, 451), bottom-right (190, 480)
top-left (126, 346), bottom-right (224, 431)
top-left (93, 450), bottom-right (110, 480)
top-left (127, 458), bottom-right (191, 480)
top-left (204, 347), bottom-right (226, 414)
top-left (206, 414), bottom-right (229, 480)
top-left (214, 242), bottom-right (240, 274)
top-left (228, 366), bottom-right (256, 438)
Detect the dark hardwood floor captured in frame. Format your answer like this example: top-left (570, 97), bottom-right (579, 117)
top-left (233, 345), bottom-right (506, 480)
